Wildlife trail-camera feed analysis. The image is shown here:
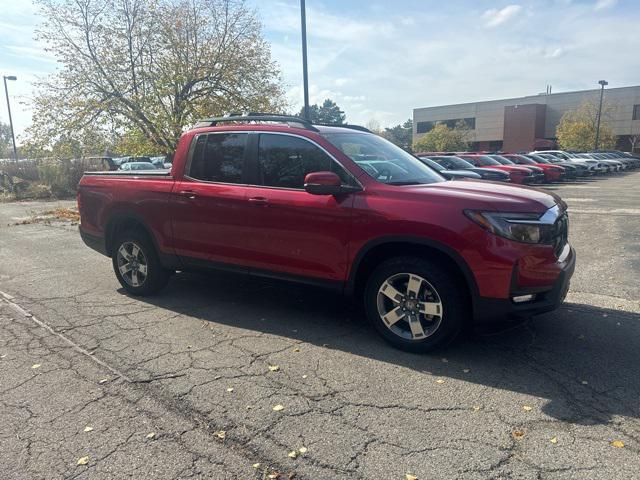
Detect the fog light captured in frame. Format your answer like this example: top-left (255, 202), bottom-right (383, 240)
top-left (512, 294), bottom-right (536, 303)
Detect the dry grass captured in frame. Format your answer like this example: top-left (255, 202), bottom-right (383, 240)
top-left (12, 207), bottom-right (80, 226)
top-left (43, 207), bottom-right (81, 222)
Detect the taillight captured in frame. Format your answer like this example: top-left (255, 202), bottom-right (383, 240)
top-left (76, 189), bottom-right (82, 214)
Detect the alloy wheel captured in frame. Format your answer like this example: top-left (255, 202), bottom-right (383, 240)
top-left (116, 241), bottom-right (148, 287)
top-left (376, 273), bottom-right (443, 340)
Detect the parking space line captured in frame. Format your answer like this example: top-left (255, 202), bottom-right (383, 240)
top-left (0, 290), bottom-right (133, 383)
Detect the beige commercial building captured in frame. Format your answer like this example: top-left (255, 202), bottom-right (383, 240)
top-left (413, 85), bottom-right (640, 152)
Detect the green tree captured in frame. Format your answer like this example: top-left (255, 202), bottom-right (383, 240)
top-left (25, 0), bottom-right (285, 155)
top-left (413, 121), bottom-right (470, 152)
top-left (381, 119), bottom-right (413, 152)
top-left (556, 100), bottom-right (618, 151)
top-left (297, 99), bottom-right (345, 124)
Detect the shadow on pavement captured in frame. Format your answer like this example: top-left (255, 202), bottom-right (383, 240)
top-left (126, 270), bottom-right (640, 426)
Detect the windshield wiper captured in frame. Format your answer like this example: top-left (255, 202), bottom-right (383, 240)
top-left (387, 181), bottom-right (423, 185)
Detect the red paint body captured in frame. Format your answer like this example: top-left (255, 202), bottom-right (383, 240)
top-left (78, 124), bottom-right (575, 323)
top-left (457, 154), bottom-right (535, 184)
top-left (502, 154), bottom-right (565, 182)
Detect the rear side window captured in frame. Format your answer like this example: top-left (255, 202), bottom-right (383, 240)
top-left (189, 133), bottom-right (247, 183)
top-left (257, 134), bottom-right (352, 188)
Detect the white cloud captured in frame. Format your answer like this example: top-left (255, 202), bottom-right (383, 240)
top-left (482, 5), bottom-right (523, 27)
top-left (594, 0), bottom-right (617, 10)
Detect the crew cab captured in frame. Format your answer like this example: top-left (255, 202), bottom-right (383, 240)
top-left (78, 115), bottom-right (575, 352)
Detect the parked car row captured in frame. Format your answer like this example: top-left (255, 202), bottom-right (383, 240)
top-left (416, 149), bottom-right (639, 184)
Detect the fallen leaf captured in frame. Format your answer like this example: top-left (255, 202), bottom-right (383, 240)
top-left (611, 440), bottom-right (625, 448)
top-left (268, 365), bottom-right (280, 372)
top-left (268, 473), bottom-right (280, 479)
top-left (31, 364), bottom-right (41, 369)
top-left (512, 430), bottom-right (525, 439)
top-left (83, 426), bottom-right (93, 433)
top-left (293, 347), bottom-right (301, 352)
top-left (441, 358), bottom-right (448, 363)
top-left (288, 450), bottom-right (298, 459)
top-left (146, 432), bottom-right (156, 439)
top-left (581, 380), bottom-right (589, 385)
top-left (77, 456), bottom-right (89, 465)
top-left (550, 436), bottom-right (558, 444)
top-left (272, 404), bottom-right (285, 412)
top-left (298, 447), bottom-right (308, 454)
top-left (226, 387), bottom-right (234, 393)
top-left (246, 405), bottom-right (253, 410)
top-left (214, 430), bottom-right (226, 439)
top-left (214, 375), bottom-right (221, 380)
top-left (252, 463), bottom-right (260, 468)
top-left (302, 375), bottom-right (308, 379)
top-left (522, 405), bottom-right (533, 412)
top-left (0, 354), bottom-right (6, 358)
top-left (98, 378), bottom-right (109, 384)
top-left (578, 334), bottom-right (585, 340)
top-left (462, 368), bottom-right (470, 373)
top-left (472, 405), bottom-right (481, 412)
top-left (435, 379), bottom-right (445, 384)
top-left (406, 474), bottom-right (418, 480)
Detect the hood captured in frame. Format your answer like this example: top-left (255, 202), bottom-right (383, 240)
top-left (403, 180), bottom-right (561, 213)
top-left (486, 165), bottom-right (532, 173)
top-left (468, 168), bottom-right (509, 178)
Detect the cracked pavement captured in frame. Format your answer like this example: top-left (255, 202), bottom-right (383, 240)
top-left (1, 172), bottom-right (639, 479)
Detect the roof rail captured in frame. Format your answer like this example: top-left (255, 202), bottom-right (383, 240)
top-left (194, 114), bottom-right (319, 132)
top-left (314, 123), bottom-right (371, 133)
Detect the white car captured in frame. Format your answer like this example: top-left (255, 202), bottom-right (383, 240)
top-left (532, 150), bottom-right (605, 174)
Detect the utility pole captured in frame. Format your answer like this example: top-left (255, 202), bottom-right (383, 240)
top-left (594, 80), bottom-right (608, 150)
top-left (3, 75), bottom-right (18, 161)
top-left (300, 0), bottom-right (310, 120)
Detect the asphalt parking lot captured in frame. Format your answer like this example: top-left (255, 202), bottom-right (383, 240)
top-left (1, 171), bottom-right (639, 479)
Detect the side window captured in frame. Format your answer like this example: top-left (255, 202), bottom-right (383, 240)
top-left (257, 134), bottom-right (354, 188)
top-left (188, 133), bottom-right (247, 183)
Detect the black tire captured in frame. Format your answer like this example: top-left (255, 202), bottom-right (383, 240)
top-left (364, 256), bottom-right (468, 353)
top-left (112, 228), bottom-right (170, 296)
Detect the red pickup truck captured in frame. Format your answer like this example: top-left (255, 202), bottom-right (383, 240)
top-left (78, 114), bottom-right (575, 352)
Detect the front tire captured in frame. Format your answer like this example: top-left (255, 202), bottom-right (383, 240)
top-left (112, 229), bottom-right (170, 296)
top-left (364, 257), bottom-right (468, 353)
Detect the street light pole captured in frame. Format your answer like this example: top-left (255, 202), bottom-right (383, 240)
top-left (594, 79), bottom-right (608, 151)
top-left (300, 0), bottom-right (310, 120)
top-left (3, 75), bottom-right (18, 161)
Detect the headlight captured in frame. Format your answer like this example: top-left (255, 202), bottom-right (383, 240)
top-left (464, 209), bottom-right (559, 244)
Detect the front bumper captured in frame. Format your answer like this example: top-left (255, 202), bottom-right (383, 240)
top-left (473, 245), bottom-right (575, 324)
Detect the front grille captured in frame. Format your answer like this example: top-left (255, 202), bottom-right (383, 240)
top-left (553, 212), bottom-right (569, 256)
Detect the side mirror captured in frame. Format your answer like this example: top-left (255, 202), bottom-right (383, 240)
top-left (304, 171), bottom-right (344, 195)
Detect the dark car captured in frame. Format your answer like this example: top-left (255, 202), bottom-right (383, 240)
top-left (426, 155), bottom-right (510, 182)
top-left (418, 157), bottom-right (482, 180)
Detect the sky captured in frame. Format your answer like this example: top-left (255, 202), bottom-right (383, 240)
top-left (1, 0), bottom-right (639, 141)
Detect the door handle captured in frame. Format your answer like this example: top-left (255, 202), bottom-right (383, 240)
top-left (178, 190), bottom-right (197, 199)
top-left (248, 196), bottom-right (269, 205)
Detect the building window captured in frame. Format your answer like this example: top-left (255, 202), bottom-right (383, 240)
top-left (416, 121), bottom-right (434, 134)
top-left (633, 104), bottom-right (640, 120)
top-left (416, 118), bottom-right (475, 134)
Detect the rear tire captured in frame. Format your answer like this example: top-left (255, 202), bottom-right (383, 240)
top-left (364, 256), bottom-right (468, 353)
top-left (112, 228), bottom-right (170, 296)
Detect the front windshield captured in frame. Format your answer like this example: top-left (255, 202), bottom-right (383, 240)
top-left (419, 157), bottom-right (445, 171)
top-left (323, 133), bottom-right (445, 185)
top-left (463, 155), bottom-right (500, 165)
top-left (439, 156), bottom-right (475, 169)
top-left (511, 155), bottom-right (536, 165)
top-left (489, 155), bottom-right (514, 165)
